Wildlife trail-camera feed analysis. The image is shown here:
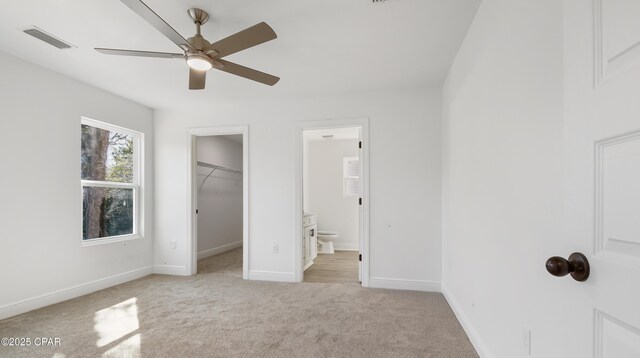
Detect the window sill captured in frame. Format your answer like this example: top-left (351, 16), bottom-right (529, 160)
top-left (81, 234), bottom-right (143, 247)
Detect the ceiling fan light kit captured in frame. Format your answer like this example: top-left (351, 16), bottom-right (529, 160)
top-left (186, 53), bottom-right (213, 71)
top-left (95, 0), bottom-right (279, 90)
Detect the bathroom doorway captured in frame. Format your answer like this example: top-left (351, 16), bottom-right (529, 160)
top-left (187, 126), bottom-right (249, 278)
top-left (295, 119), bottom-right (369, 286)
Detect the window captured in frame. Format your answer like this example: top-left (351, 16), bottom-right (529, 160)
top-left (81, 117), bottom-right (142, 243)
top-left (343, 156), bottom-right (360, 197)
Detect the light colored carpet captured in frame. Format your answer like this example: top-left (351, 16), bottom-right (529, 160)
top-left (0, 248), bottom-right (478, 357)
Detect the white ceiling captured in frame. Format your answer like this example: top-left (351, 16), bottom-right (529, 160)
top-left (0, 0), bottom-right (480, 109)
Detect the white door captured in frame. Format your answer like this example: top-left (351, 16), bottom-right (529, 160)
top-left (358, 130), bottom-right (363, 283)
top-left (303, 226), bottom-right (310, 268)
top-left (551, 1), bottom-right (640, 356)
top-left (310, 226), bottom-right (317, 260)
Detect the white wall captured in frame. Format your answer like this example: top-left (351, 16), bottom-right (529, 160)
top-left (196, 136), bottom-right (243, 258)
top-left (0, 50), bottom-right (154, 319)
top-left (305, 138), bottom-right (359, 251)
top-left (154, 88), bottom-right (442, 290)
top-left (441, 0), bottom-right (564, 356)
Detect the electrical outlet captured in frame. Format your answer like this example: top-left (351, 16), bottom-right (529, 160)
top-left (272, 243), bottom-right (279, 253)
top-left (522, 329), bottom-right (531, 355)
top-left (169, 241), bottom-right (176, 249)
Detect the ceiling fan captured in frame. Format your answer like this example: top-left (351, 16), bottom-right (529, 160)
top-left (95, 0), bottom-right (279, 90)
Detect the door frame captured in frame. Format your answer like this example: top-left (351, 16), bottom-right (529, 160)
top-left (293, 117), bottom-right (370, 286)
top-left (186, 125), bottom-right (249, 278)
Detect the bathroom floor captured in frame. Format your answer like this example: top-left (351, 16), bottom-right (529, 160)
top-left (304, 250), bottom-right (359, 283)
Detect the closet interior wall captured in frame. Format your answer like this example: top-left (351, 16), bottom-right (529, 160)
top-left (196, 135), bottom-right (244, 259)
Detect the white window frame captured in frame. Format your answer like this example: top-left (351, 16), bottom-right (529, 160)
top-left (343, 156), bottom-right (360, 197)
top-left (81, 117), bottom-right (143, 246)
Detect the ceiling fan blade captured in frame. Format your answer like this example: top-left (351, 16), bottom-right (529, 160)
top-left (120, 0), bottom-right (194, 51)
top-left (189, 68), bottom-right (206, 90)
top-left (95, 48), bottom-right (184, 59)
top-left (216, 59), bottom-right (279, 86)
top-left (205, 22), bottom-right (277, 58)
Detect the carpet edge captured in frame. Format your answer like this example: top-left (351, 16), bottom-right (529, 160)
top-left (441, 284), bottom-right (493, 358)
top-left (0, 265), bottom-right (152, 320)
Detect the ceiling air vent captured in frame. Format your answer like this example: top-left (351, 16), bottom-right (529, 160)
top-left (23, 27), bottom-right (74, 49)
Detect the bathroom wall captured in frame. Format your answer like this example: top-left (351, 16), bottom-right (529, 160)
top-left (196, 135), bottom-right (243, 259)
top-left (304, 138), bottom-right (360, 250)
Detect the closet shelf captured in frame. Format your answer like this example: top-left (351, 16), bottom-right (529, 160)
top-left (197, 161), bottom-right (243, 188)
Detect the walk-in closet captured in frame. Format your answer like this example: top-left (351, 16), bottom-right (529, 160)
top-left (195, 134), bottom-right (244, 270)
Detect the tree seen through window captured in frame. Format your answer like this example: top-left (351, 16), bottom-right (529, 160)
top-left (81, 122), bottom-right (137, 240)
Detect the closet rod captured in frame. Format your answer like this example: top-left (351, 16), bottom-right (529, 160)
top-left (197, 161), bottom-right (243, 174)
top-left (197, 161), bottom-right (242, 189)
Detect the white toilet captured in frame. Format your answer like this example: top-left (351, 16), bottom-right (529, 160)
top-left (317, 231), bottom-right (339, 254)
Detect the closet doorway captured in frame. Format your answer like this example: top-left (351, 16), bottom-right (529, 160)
top-left (187, 126), bottom-right (249, 278)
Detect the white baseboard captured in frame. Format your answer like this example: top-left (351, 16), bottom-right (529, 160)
top-left (441, 285), bottom-right (492, 358)
top-left (197, 241), bottom-right (242, 260)
top-left (369, 277), bottom-right (441, 292)
top-left (152, 265), bottom-right (189, 276)
top-left (248, 270), bottom-right (296, 283)
top-left (0, 266), bottom-right (152, 320)
top-left (333, 243), bottom-right (359, 251)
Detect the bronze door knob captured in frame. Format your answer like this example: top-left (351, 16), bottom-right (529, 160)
top-left (545, 252), bottom-right (590, 282)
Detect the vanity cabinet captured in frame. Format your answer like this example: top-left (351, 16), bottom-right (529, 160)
top-left (303, 214), bottom-right (318, 270)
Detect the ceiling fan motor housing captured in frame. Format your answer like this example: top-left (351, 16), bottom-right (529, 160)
top-left (187, 35), bottom-right (211, 51)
